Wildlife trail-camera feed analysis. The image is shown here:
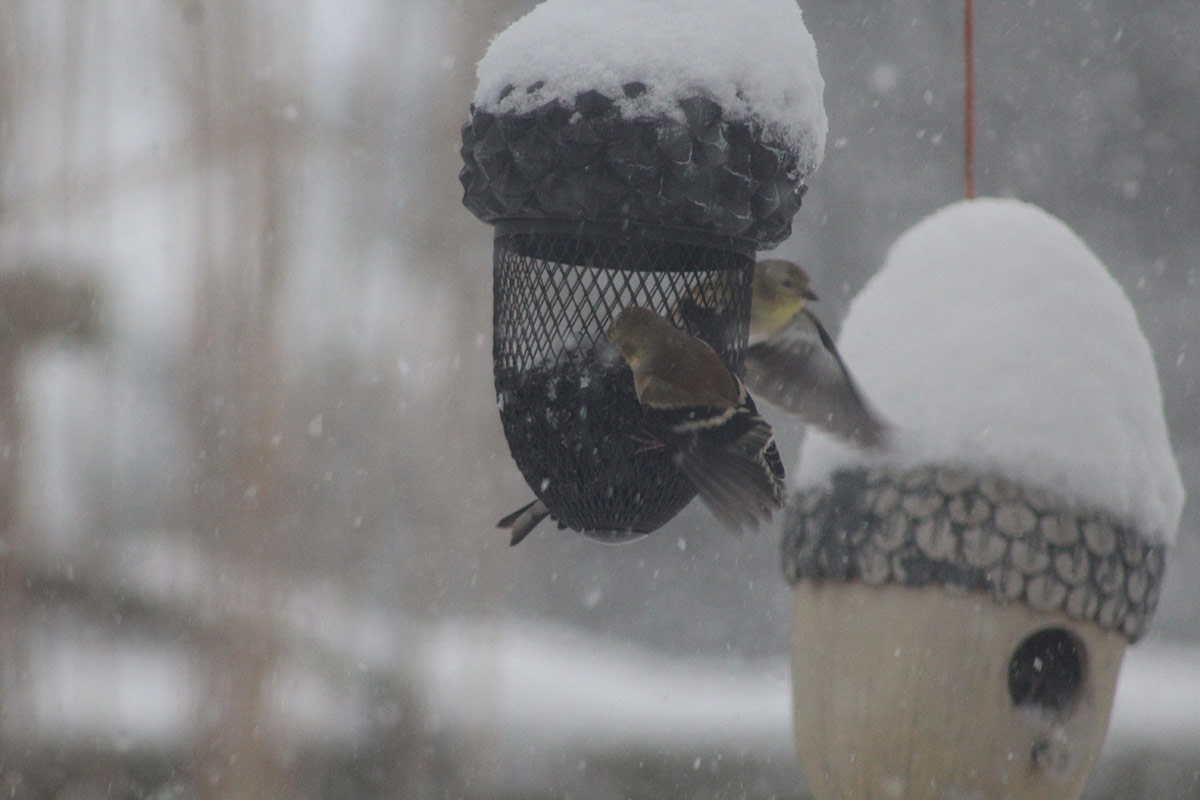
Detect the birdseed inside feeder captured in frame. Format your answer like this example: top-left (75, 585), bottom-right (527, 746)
top-left (461, 0), bottom-right (827, 539)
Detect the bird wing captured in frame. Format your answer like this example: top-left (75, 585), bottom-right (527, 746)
top-left (635, 330), bottom-right (742, 410)
top-left (650, 392), bottom-right (787, 532)
top-left (637, 372), bottom-right (735, 411)
top-left (742, 309), bottom-right (890, 449)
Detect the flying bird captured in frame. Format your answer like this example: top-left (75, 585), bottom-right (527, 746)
top-left (743, 259), bottom-right (890, 449)
top-left (606, 306), bottom-right (786, 531)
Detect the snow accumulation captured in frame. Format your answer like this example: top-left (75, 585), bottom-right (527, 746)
top-left (797, 199), bottom-right (1185, 544)
top-left (474, 0), bottom-right (827, 165)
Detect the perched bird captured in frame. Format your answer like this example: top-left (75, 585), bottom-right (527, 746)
top-left (606, 306), bottom-right (786, 531)
top-left (743, 259), bottom-right (890, 449)
top-left (496, 498), bottom-right (553, 547)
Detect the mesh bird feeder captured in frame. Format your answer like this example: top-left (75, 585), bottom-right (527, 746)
top-left (461, 2), bottom-right (825, 539)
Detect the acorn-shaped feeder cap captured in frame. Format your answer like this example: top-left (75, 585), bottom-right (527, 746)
top-left (796, 198), bottom-right (1184, 553)
top-left (462, 0), bottom-right (827, 247)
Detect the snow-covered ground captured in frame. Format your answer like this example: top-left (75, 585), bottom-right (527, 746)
top-left (11, 610), bottom-right (1199, 774)
top-left (9, 527), bottom-right (1198, 790)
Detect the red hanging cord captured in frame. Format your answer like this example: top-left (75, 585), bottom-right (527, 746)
top-left (963, 0), bottom-right (976, 199)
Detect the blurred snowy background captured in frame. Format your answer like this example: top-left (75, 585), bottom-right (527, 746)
top-left (0, 1), bottom-right (1196, 798)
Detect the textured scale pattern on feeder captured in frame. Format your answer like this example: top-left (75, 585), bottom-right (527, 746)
top-left (493, 224), bottom-right (753, 538)
top-left (461, 91), bottom-right (808, 248)
top-left (782, 468), bottom-right (1165, 641)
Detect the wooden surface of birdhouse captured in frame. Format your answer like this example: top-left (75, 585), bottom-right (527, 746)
top-left (783, 465), bottom-right (1163, 800)
top-left (791, 583), bottom-right (1125, 800)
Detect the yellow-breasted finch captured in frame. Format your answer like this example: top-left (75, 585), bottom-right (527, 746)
top-left (743, 259), bottom-right (890, 449)
top-left (606, 306), bottom-right (786, 531)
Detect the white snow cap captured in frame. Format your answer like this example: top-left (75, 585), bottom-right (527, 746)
top-left (798, 199), bottom-right (1185, 544)
top-left (474, 0), bottom-right (827, 170)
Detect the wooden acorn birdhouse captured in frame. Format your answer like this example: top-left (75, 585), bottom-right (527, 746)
top-left (782, 200), bottom-right (1184, 800)
top-left (461, 0), bottom-right (827, 539)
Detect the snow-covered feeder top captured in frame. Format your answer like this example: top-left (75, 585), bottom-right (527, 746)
top-left (797, 199), bottom-right (1184, 545)
top-left (461, 0), bottom-right (826, 246)
top-left (474, 0), bottom-right (826, 165)
top-left (782, 200), bottom-right (1182, 639)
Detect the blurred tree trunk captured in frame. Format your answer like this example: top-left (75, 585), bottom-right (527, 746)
top-left (179, 5), bottom-right (301, 798)
top-left (0, 23), bottom-right (34, 732)
top-left (0, 3), bottom-right (103, 784)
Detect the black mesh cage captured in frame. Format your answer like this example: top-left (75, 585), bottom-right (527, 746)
top-left (494, 219), bottom-right (754, 540)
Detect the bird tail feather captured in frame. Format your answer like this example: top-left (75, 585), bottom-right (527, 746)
top-left (670, 413), bottom-right (786, 532)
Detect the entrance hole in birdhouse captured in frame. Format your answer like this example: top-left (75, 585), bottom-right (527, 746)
top-left (1007, 627), bottom-right (1085, 717)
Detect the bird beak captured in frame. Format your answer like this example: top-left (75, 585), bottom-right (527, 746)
top-left (802, 287), bottom-right (819, 301)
